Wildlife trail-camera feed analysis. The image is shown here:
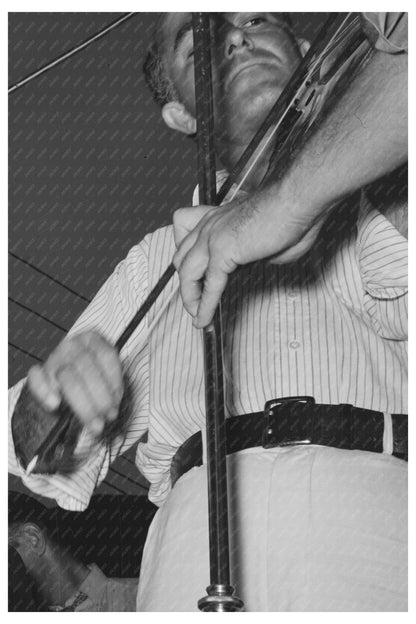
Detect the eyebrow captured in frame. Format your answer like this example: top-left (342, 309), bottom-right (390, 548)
top-left (173, 20), bottom-right (193, 53)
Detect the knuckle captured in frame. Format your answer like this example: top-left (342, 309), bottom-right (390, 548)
top-left (79, 329), bottom-right (102, 347)
top-left (27, 363), bottom-right (42, 380)
top-left (54, 337), bottom-right (83, 363)
top-left (94, 333), bottom-right (115, 355)
top-left (76, 352), bottom-right (98, 377)
top-left (207, 233), bottom-right (221, 254)
top-left (173, 207), bottom-right (185, 224)
top-left (27, 365), bottom-right (47, 395)
top-left (178, 258), bottom-right (190, 280)
top-left (55, 361), bottom-right (76, 383)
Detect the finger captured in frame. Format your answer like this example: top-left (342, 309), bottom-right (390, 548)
top-left (177, 244), bottom-right (210, 318)
top-left (194, 264), bottom-right (229, 329)
top-left (173, 227), bottom-right (200, 271)
top-left (51, 359), bottom-right (107, 435)
top-left (27, 364), bottom-right (61, 412)
top-left (70, 350), bottom-right (119, 422)
top-left (173, 205), bottom-right (214, 248)
top-left (79, 332), bottom-right (123, 405)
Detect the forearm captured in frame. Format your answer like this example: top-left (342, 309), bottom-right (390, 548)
top-left (276, 47), bottom-right (407, 230)
top-left (222, 45), bottom-right (408, 264)
top-left (9, 243), bottom-right (150, 484)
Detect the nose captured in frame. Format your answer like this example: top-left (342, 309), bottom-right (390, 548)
top-left (222, 23), bottom-right (253, 58)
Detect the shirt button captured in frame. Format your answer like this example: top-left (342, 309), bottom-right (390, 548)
top-left (288, 290), bottom-right (298, 299)
top-left (289, 340), bottom-right (300, 349)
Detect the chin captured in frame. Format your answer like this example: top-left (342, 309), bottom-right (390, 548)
top-left (225, 85), bottom-right (282, 141)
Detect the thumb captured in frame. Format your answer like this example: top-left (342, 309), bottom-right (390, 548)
top-left (27, 364), bottom-right (62, 412)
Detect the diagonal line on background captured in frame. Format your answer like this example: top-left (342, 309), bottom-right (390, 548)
top-left (9, 251), bottom-right (91, 303)
top-left (8, 296), bottom-right (68, 333)
top-left (8, 12), bottom-right (136, 94)
top-left (8, 341), bottom-right (42, 362)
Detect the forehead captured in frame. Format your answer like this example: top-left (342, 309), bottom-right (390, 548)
top-left (159, 12), bottom-right (290, 52)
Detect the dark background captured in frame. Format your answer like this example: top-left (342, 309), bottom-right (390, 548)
top-left (8, 12), bottom-right (328, 498)
top-left (9, 12), bottom-right (328, 383)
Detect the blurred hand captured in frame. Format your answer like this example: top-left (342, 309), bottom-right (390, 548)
top-left (27, 331), bottom-right (123, 437)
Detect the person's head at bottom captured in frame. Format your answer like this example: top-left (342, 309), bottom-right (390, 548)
top-left (9, 493), bottom-right (89, 609)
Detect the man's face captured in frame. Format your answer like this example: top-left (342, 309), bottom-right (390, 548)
top-left (162, 13), bottom-right (302, 147)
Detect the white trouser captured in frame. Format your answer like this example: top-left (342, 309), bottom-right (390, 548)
top-left (137, 445), bottom-right (407, 611)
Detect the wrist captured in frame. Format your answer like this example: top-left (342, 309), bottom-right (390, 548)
top-left (278, 166), bottom-right (329, 230)
top-left (250, 178), bottom-right (321, 257)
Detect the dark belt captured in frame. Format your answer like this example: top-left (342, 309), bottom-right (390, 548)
top-left (170, 396), bottom-right (408, 487)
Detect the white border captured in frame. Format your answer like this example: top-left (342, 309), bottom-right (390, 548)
top-left (3, 4), bottom-right (413, 622)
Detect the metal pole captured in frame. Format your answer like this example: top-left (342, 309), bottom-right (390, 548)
top-left (191, 12), bottom-right (243, 612)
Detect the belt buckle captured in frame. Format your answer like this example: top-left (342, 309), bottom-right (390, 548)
top-left (262, 396), bottom-right (315, 449)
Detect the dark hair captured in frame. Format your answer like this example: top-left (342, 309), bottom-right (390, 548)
top-left (143, 14), bottom-right (180, 108)
top-left (8, 493), bottom-right (58, 543)
top-left (143, 12), bottom-right (295, 108)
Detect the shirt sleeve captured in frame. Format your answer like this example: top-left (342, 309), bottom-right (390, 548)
top-left (8, 241), bottom-right (151, 511)
top-left (361, 13), bottom-right (408, 54)
top-left (357, 198), bottom-right (408, 341)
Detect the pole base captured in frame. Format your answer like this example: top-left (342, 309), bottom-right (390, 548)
top-left (198, 584), bottom-right (244, 612)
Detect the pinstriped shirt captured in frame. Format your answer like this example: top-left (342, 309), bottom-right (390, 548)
top-left (8, 191), bottom-right (407, 509)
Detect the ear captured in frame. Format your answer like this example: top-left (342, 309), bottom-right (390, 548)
top-left (297, 38), bottom-right (310, 57)
top-left (162, 101), bottom-right (197, 135)
top-left (21, 523), bottom-right (46, 556)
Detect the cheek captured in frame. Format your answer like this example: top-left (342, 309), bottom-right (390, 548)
top-left (174, 68), bottom-right (197, 114)
top-left (267, 34), bottom-right (301, 67)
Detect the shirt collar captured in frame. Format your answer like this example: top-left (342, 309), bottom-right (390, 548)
top-left (48, 563), bottom-right (107, 610)
top-left (78, 562), bottom-right (108, 603)
top-left (48, 590), bottom-right (89, 612)
top-left (192, 170), bottom-right (247, 206)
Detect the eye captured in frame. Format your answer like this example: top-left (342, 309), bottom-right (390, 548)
top-left (244, 16), bottom-right (266, 28)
